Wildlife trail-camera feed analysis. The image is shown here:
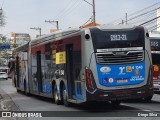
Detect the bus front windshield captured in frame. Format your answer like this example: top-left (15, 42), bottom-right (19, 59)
top-left (90, 27), bottom-right (145, 51)
top-left (152, 54), bottom-right (160, 65)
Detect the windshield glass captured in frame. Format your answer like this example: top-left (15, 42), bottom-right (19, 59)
top-left (152, 54), bottom-right (160, 64)
top-left (150, 38), bottom-right (160, 50)
top-left (90, 27), bottom-right (145, 51)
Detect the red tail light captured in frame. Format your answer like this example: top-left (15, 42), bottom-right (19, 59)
top-left (85, 68), bottom-right (96, 92)
top-left (86, 69), bottom-right (92, 89)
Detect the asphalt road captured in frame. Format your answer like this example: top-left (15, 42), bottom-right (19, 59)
top-left (0, 78), bottom-right (160, 120)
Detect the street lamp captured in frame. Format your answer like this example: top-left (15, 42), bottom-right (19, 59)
top-left (30, 27), bottom-right (42, 37)
top-left (45, 20), bottom-right (59, 30)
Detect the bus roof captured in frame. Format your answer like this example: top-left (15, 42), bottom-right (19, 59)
top-left (31, 28), bottom-right (81, 46)
top-left (13, 24), bottom-right (145, 51)
top-left (150, 37), bottom-right (160, 39)
top-left (13, 43), bottom-right (29, 53)
top-left (97, 24), bottom-right (140, 30)
top-left (30, 24), bottom-right (141, 47)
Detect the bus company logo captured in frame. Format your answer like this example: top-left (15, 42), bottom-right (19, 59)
top-left (113, 51), bottom-right (127, 55)
top-left (100, 66), bottom-right (111, 73)
top-left (126, 66), bottom-right (132, 72)
top-left (135, 69), bottom-right (140, 76)
top-left (108, 78), bottom-right (114, 83)
top-left (119, 67), bottom-right (125, 75)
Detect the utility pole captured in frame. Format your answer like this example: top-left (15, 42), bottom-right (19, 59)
top-left (30, 27), bottom-right (41, 37)
top-left (122, 20), bottom-right (124, 24)
top-left (83, 0), bottom-right (96, 26)
top-left (126, 13), bottom-right (127, 24)
top-left (45, 20), bottom-right (59, 30)
top-left (92, 0), bottom-right (96, 26)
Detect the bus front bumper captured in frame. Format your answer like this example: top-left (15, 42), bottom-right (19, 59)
top-left (153, 82), bottom-right (160, 93)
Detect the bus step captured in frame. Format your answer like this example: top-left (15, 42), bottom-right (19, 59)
top-left (68, 99), bottom-right (77, 103)
top-left (72, 95), bottom-right (76, 99)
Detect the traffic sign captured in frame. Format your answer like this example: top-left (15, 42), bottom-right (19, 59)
top-left (0, 44), bottom-right (10, 49)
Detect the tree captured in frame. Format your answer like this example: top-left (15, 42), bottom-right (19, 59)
top-left (0, 8), bottom-right (6, 27)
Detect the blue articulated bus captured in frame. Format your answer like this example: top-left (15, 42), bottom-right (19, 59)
top-left (13, 24), bottom-right (153, 106)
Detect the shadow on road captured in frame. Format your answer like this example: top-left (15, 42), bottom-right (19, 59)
top-left (15, 91), bottom-right (140, 112)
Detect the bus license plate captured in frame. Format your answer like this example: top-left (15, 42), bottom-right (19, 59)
top-left (117, 79), bottom-right (128, 83)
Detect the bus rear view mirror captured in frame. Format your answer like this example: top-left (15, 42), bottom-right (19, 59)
top-left (146, 33), bottom-right (149, 37)
top-left (85, 34), bottom-right (90, 40)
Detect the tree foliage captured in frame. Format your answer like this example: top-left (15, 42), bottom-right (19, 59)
top-left (0, 8), bottom-right (6, 27)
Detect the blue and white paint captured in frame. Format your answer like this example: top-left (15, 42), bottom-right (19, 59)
top-left (97, 62), bottom-right (145, 87)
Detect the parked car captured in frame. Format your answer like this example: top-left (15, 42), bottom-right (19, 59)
top-left (0, 72), bottom-right (8, 80)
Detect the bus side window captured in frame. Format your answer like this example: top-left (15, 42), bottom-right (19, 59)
top-left (73, 52), bottom-right (81, 80)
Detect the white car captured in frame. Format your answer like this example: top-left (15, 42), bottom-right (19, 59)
top-left (0, 72), bottom-right (8, 80)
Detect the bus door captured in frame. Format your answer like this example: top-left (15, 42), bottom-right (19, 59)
top-left (66, 44), bottom-right (75, 99)
top-left (37, 51), bottom-right (43, 93)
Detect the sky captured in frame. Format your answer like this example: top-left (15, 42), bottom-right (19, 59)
top-left (0, 0), bottom-right (159, 39)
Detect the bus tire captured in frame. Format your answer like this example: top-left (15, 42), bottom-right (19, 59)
top-left (111, 100), bottom-right (121, 105)
top-left (17, 89), bottom-right (20, 93)
top-left (143, 96), bottom-right (153, 102)
top-left (13, 77), bottom-right (16, 87)
top-left (62, 85), bottom-right (72, 107)
top-left (54, 85), bottom-right (61, 105)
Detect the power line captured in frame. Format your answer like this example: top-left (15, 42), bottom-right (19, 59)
top-left (81, 17), bottom-right (92, 27)
top-left (139, 16), bottom-right (160, 26)
top-left (57, 0), bottom-right (82, 20)
top-left (54, 0), bottom-right (81, 20)
top-left (53, 0), bottom-right (75, 19)
top-left (119, 8), bottom-right (157, 25)
top-left (109, 2), bottom-right (160, 24)
top-left (150, 24), bottom-right (160, 31)
top-left (127, 1), bottom-right (160, 18)
top-left (129, 11), bottom-right (156, 24)
top-left (148, 24), bottom-right (159, 30)
top-left (126, 7), bottom-right (159, 22)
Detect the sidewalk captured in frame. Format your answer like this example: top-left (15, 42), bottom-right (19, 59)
top-left (0, 87), bottom-right (28, 120)
top-left (0, 87), bottom-right (20, 111)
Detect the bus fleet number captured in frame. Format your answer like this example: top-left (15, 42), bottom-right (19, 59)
top-left (110, 34), bottom-right (127, 41)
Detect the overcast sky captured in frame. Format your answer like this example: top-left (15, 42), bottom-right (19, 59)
top-left (0, 0), bottom-right (159, 39)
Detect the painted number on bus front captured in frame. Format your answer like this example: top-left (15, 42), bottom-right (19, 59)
top-left (110, 34), bottom-right (127, 41)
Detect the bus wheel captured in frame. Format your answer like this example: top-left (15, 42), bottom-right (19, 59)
top-left (17, 89), bottom-right (20, 93)
top-left (54, 86), bottom-right (61, 105)
top-left (143, 96), bottom-right (153, 102)
top-left (62, 85), bottom-right (72, 107)
top-left (111, 100), bottom-right (121, 105)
